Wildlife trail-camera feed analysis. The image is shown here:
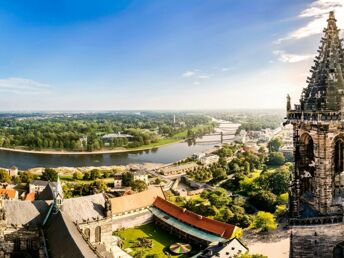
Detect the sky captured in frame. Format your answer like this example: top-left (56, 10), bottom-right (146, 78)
top-left (0, 0), bottom-right (343, 111)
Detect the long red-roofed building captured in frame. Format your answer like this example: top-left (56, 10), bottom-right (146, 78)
top-left (151, 196), bottom-right (240, 245)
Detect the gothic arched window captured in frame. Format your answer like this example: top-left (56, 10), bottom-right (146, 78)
top-left (335, 139), bottom-right (344, 174)
top-left (95, 226), bottom-right (101, 243)
top-left (84, 228), bottom-right (90, 240)
top-left (299, 133), bottom-right (315, 194)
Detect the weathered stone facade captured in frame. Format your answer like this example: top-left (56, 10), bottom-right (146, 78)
top-left (287, 11), bottom-right (344, 258)
top-left (78, 217), bottom-right (112, 247)
top-left (0, 228), bottom-right (44, 258)
top-left (291, 223), bottom-right (344, 258)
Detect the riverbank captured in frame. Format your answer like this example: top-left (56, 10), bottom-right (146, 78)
top-left (21, 162), bottom-right (165, 176)
top-left (0, 138), bottom-right (183, 155)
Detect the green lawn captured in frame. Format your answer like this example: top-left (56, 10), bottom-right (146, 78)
top-left (116, 223), bottom-right (200, 257)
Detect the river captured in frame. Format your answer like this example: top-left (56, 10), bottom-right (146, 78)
top-left (0, 122), bottom-right (240, 169)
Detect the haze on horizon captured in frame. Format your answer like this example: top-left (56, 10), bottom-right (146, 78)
top-left (0, 0), bottom-right (343, 111)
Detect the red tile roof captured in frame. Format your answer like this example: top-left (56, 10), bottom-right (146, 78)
top-left (24, 192), bottom-right (36, 201)
top-left (153, 197), bottom-right (235, 239)
top-left (0, 189), bottom-right (17, 200)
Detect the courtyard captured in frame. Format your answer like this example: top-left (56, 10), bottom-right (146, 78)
top-left (116, 223), bottom-right (201, 257)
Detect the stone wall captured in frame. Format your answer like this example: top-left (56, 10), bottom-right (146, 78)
top-left (112, 210), bottom-right (153, 231)
top-left (0, 227), bottom-right (44, 258)
top-left (291, 223), bottom-right (344, 258)
top-left (78, 218), bottom-right (112, 249)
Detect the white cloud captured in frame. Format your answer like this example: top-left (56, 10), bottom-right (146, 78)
top-left (182, 69), bottom-right (212, 80)
top-left (0, 77), bottom-right (53, 94)
top-left (193, 81), bottom-right (200, 85)
top-left (278, 0), bottom-right (344, 42)
top-left (273, 50), bottom-right (314, 63)
top-left (197, 74), bottom-right (211, 79)
top-left (182, 71), bottom-right (196, 77)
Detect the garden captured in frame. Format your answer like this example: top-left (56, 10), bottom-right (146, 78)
top-left (115, 223), bottom-right (201, 257)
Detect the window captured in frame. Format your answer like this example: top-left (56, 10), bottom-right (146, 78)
top-left (95, 226), bottom-right (101, 243)
top-left (84, 228), bottom-right (90, 240)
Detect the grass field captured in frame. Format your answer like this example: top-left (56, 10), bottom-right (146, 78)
top-left (116, 223), bottom-right (200, 257)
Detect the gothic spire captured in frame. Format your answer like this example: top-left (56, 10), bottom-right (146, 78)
top-left (301, 11), bottom-right (344, 112)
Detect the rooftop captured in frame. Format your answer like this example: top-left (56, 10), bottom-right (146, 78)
top-left (110, 186), bottom-right (165, 215)
top-left (62, 193), bottom-right (106, 222)
top-left (150, 207), bottom-right (226, 243)
top-left (45, 211), bottom-right (98, 258)
top-left (153, 197), bottom-right (236, 239)
top-left (24, 192), bottom-right (36, 201)
top-left (3, 200), bottom-right (49, 227)
top-left (31, 180), bottom-right (57, 187)
top-left (0, 188), bottom-right (17, 199)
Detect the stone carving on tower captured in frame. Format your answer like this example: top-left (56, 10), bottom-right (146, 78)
top-left (287, 11), bottom-right (344, 219)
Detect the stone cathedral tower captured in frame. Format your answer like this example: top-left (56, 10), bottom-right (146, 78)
top-left (287, 11), bottom-right (344, 219)
top-left (287, 12), bottom-right (344, 258)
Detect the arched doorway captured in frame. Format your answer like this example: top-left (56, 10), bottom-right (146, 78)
top-left (333, 242), bottom-right (344, 258)
top-left (95, 226), bottom-right (101, 243)
top-left (299, 133), bottom-right (315, 196)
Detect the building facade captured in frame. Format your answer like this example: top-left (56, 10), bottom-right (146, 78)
top-left (287, 11), bottom-right (344, 258)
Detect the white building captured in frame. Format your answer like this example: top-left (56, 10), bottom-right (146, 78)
top-left (200, 155), bottom-right (219, 166)
top-left (192, 152), bottom-right (206, 161)
top-left (8, 166), bottom-right (18, 178)
top-left (199, 238), bottom-right (248, 258)
top-left (29, 180), bottom-right (57, 194)
top-left (133, 171), bottom-right (149, 184)
top-left (113, 174), bottom-right (122, 188)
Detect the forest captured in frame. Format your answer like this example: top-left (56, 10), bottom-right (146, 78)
top-left (0, 112), bottom-right (215, 151)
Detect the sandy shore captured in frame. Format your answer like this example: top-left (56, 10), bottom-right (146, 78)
top-left (5, 162), bottom-right (165, 175)
top-left (0, 141), bottom-right (182, 155)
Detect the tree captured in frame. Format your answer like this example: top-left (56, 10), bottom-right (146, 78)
top-left (267, 137), bottom-right (282, 152)
top-left (267, 152), bottom-right (285, 166)
top-left (250, 211), bottom-right (277, 232)
top-left (278, 192), bottom-right (288, 205)
top-left (122, 172), bottom-right (134, 187)
top-left (244, 161), bottom-right (251, 174)
top-left (90, 169), bottom-right (102, 180)
top-left (275, 204), bottom-right (287, 216)
top-left (19, 171), bottom-right (34, 183)
top-left (249, 190), bottom-right (277, 212)
top-left (212, 168), bottom-right (227, 181)
top-left (267, 169), bottom-right (291, 195)
top-left (41, 168), bottom-right (58, 181)
top-left (131, 180), bottom-right (148, 192)
top-left (206, 188), bottom-right (232, 208)
top-left (215, 207), bottom-right (234, 223)
top-left (73, 171), bottom-right (83, 180)
top-left (154, 178), bottom-right (162, 185)
top-left (0, 169), bottom-right (10, 183)
top-left (91, 180), bottom-right (107, 193)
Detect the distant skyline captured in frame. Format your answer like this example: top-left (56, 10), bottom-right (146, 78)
top-left (0, 0), bottom-right (343, 110)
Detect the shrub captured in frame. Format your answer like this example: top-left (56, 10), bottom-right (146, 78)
top-left (250, 211), bottom-right (277, 232)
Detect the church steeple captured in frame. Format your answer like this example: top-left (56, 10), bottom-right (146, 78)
top-left (287, 12), bottom-right (344, 219)
top-left (296, 11), bottom-right (344, 113)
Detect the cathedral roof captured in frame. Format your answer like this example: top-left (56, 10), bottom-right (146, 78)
top-left (296, 11), bottom-right (344, 112)
top-left (3, 200), bottom-right (49, 227)
top-left (45, 211), bottom-right (98, 258)
top-left (61, 193), bottom-right (106, 223)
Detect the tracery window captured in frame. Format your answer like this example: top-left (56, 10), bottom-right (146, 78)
top-left (95, 226), bottom-right (101, 243)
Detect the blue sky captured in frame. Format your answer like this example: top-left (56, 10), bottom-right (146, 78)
top-left (0, 0), bottom-right (343, 110)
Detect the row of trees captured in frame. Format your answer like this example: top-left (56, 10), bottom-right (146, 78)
top-left (0, 112), bottom-right (213, 151)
